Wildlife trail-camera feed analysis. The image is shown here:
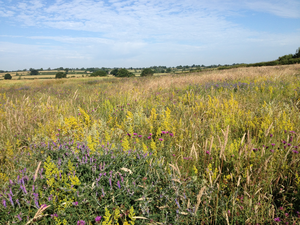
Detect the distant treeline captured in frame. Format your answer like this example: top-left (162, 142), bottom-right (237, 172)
top-left (1, 47), bottom-right (299, 73)
top-left (218, 47), bottom-right (300, 70)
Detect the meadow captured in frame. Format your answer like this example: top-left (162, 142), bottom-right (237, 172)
top-left (0, 64), bottom-right (300, 224)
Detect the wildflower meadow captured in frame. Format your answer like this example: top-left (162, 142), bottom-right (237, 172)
top-left (0, 64), bottom-right (300, 224)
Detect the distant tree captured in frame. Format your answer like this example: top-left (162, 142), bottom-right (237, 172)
top-left (294, 47), bottom-right (300, 58)
top-left (4, 73), bottom-right (12, 80)
top-left (140, 68), bottom-right (154, 77)
top-left (55, 72), bottom-right (66, 79)
top-left (30, 70), bottom-right (39, 75)
top-left (90, 70), bottom-right (107, 77)
top-left (166, 68), bottom-right (172, 73)
top-left (116, 68), bottom-right (135, 77)
top-left (40, 68), bottom-right (43, 71)
top-left (65, 68), bottom-right (69, 74)
top-left (110, 68), bottom-right (119, 76)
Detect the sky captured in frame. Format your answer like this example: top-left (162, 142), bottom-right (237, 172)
top-left (0, 0), bottom-right (300, 71)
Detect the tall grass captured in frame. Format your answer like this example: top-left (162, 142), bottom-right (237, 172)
top-left (0, 64), bottom-right (300, 224)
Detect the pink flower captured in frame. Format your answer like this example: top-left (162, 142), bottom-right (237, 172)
top-left (147, 136), bottom-right (151, 139)
top-left (159, 138), bottom-right (163, 141)
top-left (274, 217), bottom-right (281, 222)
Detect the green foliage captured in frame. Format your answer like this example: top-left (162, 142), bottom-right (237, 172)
top-left (116, 68), bottom-right (135, 77)
top-left (140, 68), bottom-right (154, 77)
top-left (30, 70), bottom-right (39, 75)
top-left (55, 72), bottom-right (67, 79)
top-left (4, 73), bottom-right (12, 80)
top-left (110, 68), bottom-right (119, 76)
top-left (90, 70), bottom-right (107, 77)
top-left (294, 47), bottom-right (300, 58)
top-left (1, 67), bottom-right (300, 224)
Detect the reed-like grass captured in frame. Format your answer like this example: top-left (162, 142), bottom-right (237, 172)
top-left (0, 64), bottom-right (300, 224)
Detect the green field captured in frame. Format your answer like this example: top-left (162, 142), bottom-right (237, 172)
top-left (0, 64), bottom-right (300, 224)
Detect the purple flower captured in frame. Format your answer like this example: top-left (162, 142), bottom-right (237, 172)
top-left (48, 195), bottom-right (53, 202)
top-left (175, 199), bottom-right (181, 209)
top-left (34, 199), bottom-right (40, 208)
top-left (206, 151), bottom-right (210, 155)
top-left (2, 199), bottom-right (7, 208)
top-left (77, 220), bottom-right (86, 225)
top-left (271, 143), bottom-right (275, 146)
top-left (159, 138), bottom-right (163, 141)
top-left (292, 150), bottom-right (299, 154)
top-left (17, 213), bottom-right (22, 221)
top-left (285, 213), bottom-right (289, 217)
top-left (117, 180), bottom-right (121, 189)
top-left (169, 133), bottom-right (174, 137)
top-left (161, 131), bottom-right (166, 134)
top-left (133, 133), bottom-right (137, 136)
top-left (147, 136), bottom-right (151, 139)
top-left (274, 217), bottom-right (281, 222)
top-left (270, 134), bottom-right (273, 137)
top-left (138, 135), bottom-right (142, 138)
top-left (149, 133), bottom-right (153, 136)
top-left (8, 194), bottom-right (14, 207)
top-left (270, 149), bottom-right (274, 153)
top-left (16, 199), bottom-right (20, 207)
top-left (95, 216), bottom-right (102, 223)
top-left (73, 201), bottom-right (78, 206)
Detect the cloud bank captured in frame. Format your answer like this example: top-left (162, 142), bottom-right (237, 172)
top-left (0, 0), bottom-right (300, 70)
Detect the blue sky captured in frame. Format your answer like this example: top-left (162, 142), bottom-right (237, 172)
top-left (0, 0), bottom-right (300, 71)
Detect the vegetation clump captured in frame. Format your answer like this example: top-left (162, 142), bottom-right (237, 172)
top-left (115, 68), bottom-right (135, 77)
top-left (140, 68), bottom-right (154, 77)
top-left (55, 72), bottom-right (67, 79)
top-left (0, 65), bottom-right (300, 224)
top-left (4, 73), bottom-right (12, 80)
top-left (90, 70), bottom-right (107, 77)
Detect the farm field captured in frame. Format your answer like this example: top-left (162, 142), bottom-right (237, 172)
top-left (0, 71), bottom-right (88, 80)
top-left (0, 68), bottom-right (200, 80)
top-left (0, 64), bottom-right (300, 224)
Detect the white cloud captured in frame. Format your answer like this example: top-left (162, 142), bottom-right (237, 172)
top-left (0, 0), bottom-right (300, 70)
top-left (245, 0), bottom-right (300, 18)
